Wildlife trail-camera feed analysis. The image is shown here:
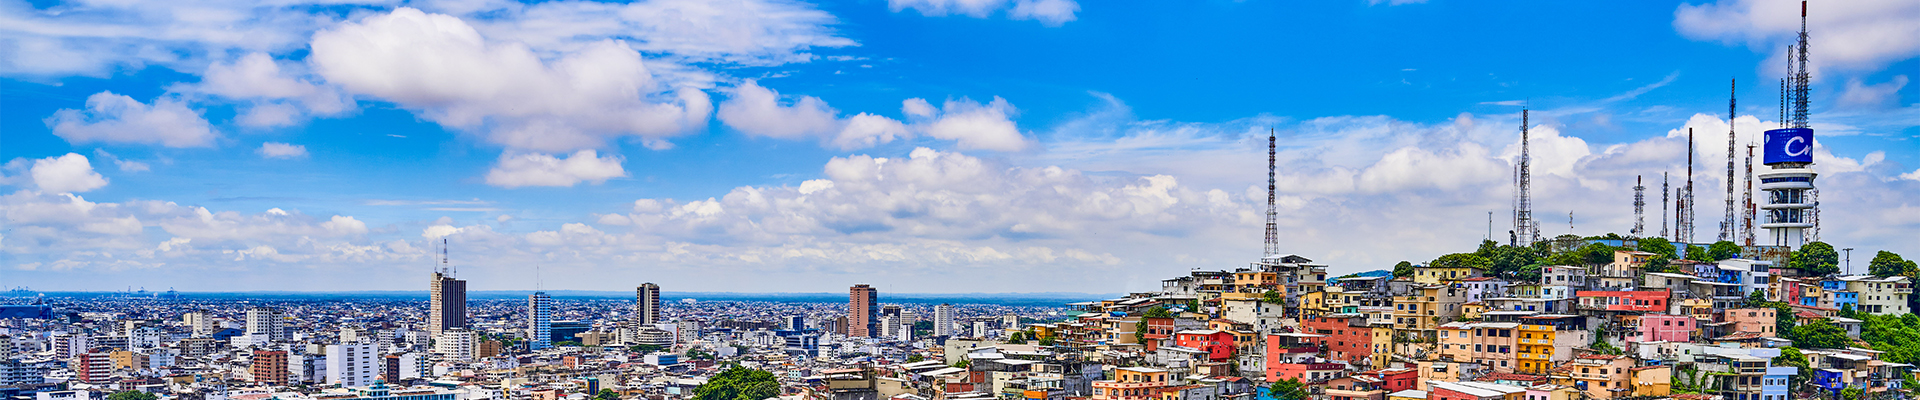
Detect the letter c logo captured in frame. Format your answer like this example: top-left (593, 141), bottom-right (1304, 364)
top-left (1784, 136), bottom-right (1810, 157)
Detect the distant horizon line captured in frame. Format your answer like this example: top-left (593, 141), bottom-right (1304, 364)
top-left (14, 289), bottom-right (1125, 297)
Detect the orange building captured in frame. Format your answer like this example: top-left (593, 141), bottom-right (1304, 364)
top-left (1093, 367), bottom-right (1171, 400)
top-left (251, 349), bottom-right (289, 386)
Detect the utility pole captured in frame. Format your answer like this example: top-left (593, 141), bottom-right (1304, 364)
top-left (1844, 248), bottom-right (1854, 275)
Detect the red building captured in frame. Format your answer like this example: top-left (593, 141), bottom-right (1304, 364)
top-left (1174, 330), bottom-right (1235, 361)
top-left (1301, 314), bottom-right (1372, 365)
top-left (1355, 368), bottom-right (1418, 392)
top-left (251, 349), bottom-right (289, 386)
top-left (1575, 290), bottom-right (1670, 312)
top-left (74, 351), bottom-right (113, 383)
top-left (1142, 317), bottom-right (1174, 352)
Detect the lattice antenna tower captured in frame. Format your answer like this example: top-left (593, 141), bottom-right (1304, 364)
top-left (1743, 144), bottom-right (1757, 246)
top-left (1632, 176), bottom-right (1645, 237)
top-left (1722, 79), bottom-right (1738, 242)
top-left (1661, 172), bottom-right (1670, 239)
top-left (1791, 1), bottom-right (1811, 129)
top-left (1264, 128), bottom-right (1278, 258)
top-left (1684, 128), bottom-right (1696, 245)
top-left (1514, 109), bottom-right (1537, 247)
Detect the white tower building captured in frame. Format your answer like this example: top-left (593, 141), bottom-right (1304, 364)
top-left (933, 304), bottom-right (955, 337)
top-left (246, 307), bottom-right (286, 343)
top-left (325, 342), bottom-right (377, 387)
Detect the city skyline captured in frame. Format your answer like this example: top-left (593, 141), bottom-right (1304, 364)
top-left (4, 0), bottom-right (1919, 293)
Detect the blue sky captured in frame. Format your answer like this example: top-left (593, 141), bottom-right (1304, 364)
top-left (3, 0), bottom-right (1917, 293)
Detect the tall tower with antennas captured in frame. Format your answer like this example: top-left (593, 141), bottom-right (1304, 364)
top-left (1263, 128), bottom-right (1279, 259)
top-left (1760, 0), bottom-right (1818, 247)
top-left (1661, 172), bottom-right (1670, 239)
top-left (428, 238), bottom-right (468, 336)
top-left (1722, 79), bottom-right (1738, 242)
top-left (1680, 128), bottom-right (1697, 245)
top-left (1513, 109), bottom-right (1538, 247)
top-left (1743, 144), bottom-right (1757, 246)
top-left (1633, 176), bottom-right (1646, 237)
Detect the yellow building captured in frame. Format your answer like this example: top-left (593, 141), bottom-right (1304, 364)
top-left (1412, 264), bottom-right (1483, 285)
top-left (1629, 365), bottom-right (1672, 397)
top-left (1516, 322), bottom-right (1555, 374)
top-left (1370, 323), bottom-right (1395, 369)
top-left (1461, 302), bottom-right (1487, 320)
top-left (110, 350), bottom-right (147, 371)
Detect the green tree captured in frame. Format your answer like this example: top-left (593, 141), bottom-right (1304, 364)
top-left (1260, 290), bottom-right (1284, 305)
top-left (1868, 251), bottom-right (1918, 278)
top-left (1489, 245), bottom-right (1538, 279)
top-left (1791, 319), bottom-right (1851, 349)
top-left (1791, 242), bottom-right (1841, 276)
top-left (1141, 306), bottom-right (1173, 319)
top-left (1774, 348), bottom-right (1804, 392)
top-left (1684, 244), bottom-right (1710, 262)
top-left (595, 389), bottom-right (620, 400)
top-left (109, 392), bottom-right (158, 400)
top-left (1707, 241), bottom-right (1742, 261)
top-left (952, 359), bottom-right (971, 369)
top-left (1038, 336), bottom-right (1056, 346)
top-left (1475, 240), bottom-right (1500, 257)
top-left (1842, 386), bottom-right (1864, 400)
top-left (906, 354), bottom-right (925, 363)
top-left (1638, 237), bottom-right (1679, 259)
top-left (694, 366), bottom-right (781, 400)
top-left (1746, 289), bottom-right (1768, 307)
top-left (1392, 261), bottom-right (1414, 278)
top-left (630, 344), bottom-right (664, 354)
top-left (555, 340), bottom-right (581, 347)
top-left (1429, 253), bottom-right (1492, 270)
top-left (1006, 332), bottom-right (1027, 344)
top-left (1268, 378), bottom-right (1309, 400)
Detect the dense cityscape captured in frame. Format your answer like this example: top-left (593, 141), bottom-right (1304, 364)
top-left (7, 2), bottom-right (1920, 400)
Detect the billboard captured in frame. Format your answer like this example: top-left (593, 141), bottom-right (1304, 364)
top-left (1765, 128), bottom-right (1814, 164)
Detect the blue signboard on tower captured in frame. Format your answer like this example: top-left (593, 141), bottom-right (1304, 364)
top-left (1764, 128), bottom-right (1814, 164)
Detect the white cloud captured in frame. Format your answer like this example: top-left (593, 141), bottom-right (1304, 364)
top-left (0, 0), bottom-right (367, 78)
top-left (190, 52), bottom-right (353, 127)
top-left (309, 8), bottom-right (712, 153)
top-left (45, 92), bottom-right (216, 148)
top-left (16, 153), bottom-right (111, 194)
top-left (484, 150), bottom-right (628, 188)
top-left (258, 142), bottom-right (310, 159)
top-left (1674, 0), bottom-right (1920, 77)
top-left (1837, 75), bottom-right (1909, 109)
top-left (91, 149), bottom-right (150, 172)
top-left (1, 190), bottom-right (403, 270)
top-left (913, 97), bottom-right (1031, 151)
top-left (429, 0), bottom-right (857, 66)
top-left (717, 80), bottom-right (841, 139)
top-left (888, 0), bottom-right (1080, 26)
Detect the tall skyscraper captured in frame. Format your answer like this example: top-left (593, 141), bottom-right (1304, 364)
top-left (634, 283), bottom-right (661, 326)
top-left (934, 304), bottom-right (955, 337)
top-left (183, 310), bottom-right (214, 337)
top-left (529, 292), bottom-right (553, 350)
top-left (849, 284), bottom-right (877, 338)
top-left (428, 271), bottom-right (467, 336)
top-left (246, 307), bottom-right (286, 343)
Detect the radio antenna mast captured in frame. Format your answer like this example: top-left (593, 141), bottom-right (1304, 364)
top-left (1633, 176), bottom-right (1646, 237)
top-left (1514, 109), bottom-right (1537, 247)
top-left (1723, 79), bottom-right (1738, 242)
top-left (1264, 128), bottom-right (1279, 258)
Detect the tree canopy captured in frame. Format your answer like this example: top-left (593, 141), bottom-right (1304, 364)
top-left (1141, 306), bottom-right (1174, 319)
top-left (1546, 243), bottom-right (1616, 266)
top-left (109, 392), bottom-right (158, 400)
top-left (1430, 253), bottom-right (1492, 270)
top-left (1707, 241), bottom-right (1742, 261)
top-left (1791, 319), bottom-right (1852, 349)
top-left (1869, 251), bottom-right (1917, 278)
top-left (1683, 244), bottom-right (1710, 262)
top-left (1392, 261), bottom-right (1414, 278)
top-left (1638, 237), bottom-right (1678, 259)
top-left (1268, 378), bottom-right (1309, 400)
top-left (693, 367), bottom-right (781, 400)
top-left (1791, 242), bottom-right (1841, 276)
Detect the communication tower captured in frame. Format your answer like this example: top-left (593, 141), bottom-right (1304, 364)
top-left (1264, 128), bottom-right (1279, 259)
top-left (1513, 109), bottom-right (1539, 247)
top-left (1632, 176), bottom-right (1645, 237)
top-left (1722, 79), bottom-right (1738, 242)
top-left (1760, 1), bottom-right (1818, 247)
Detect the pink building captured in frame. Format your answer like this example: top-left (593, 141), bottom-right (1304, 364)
top-left (1635, 314), bottom-right (1695, 342)
top-left (1576, 290), bottom-right (1670, 312)
top-left (1724, 308), bottom-right (1778, 337)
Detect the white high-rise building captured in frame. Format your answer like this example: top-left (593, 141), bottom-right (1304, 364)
top-left (974, 321), bottom-right (989, 338)
top-left (246, 307), bottom-right (287, 342)
top-left (933, 304), bottom-right (955, 337)
top-left (529, 292), bottom-right (553, 350)
top-left (879, 316), bottom-right (898, 338)
top-left (183, 311), bottom-right (215, 337)
top-left (434, 329), bottom-right (476, 362)
top-left (325, 342), bottom-right (376, 387)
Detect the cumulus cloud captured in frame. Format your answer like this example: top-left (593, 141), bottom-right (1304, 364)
top-left (1837, 75), bottom-right (1909, 109)
top-left (1, 190), bottom-right (401, 271)
top-left (310, 8), bottom-right (712, 152)
top-left (45, 92), bottom-right (217, 148)
top-left (6, 153), bottom-right (112, 194)
top-left (888, 0), bottom-right (1080, 26)
top-left (90, 149), bottom-right (150, 173)
top-left (1674, 0), bottom-right (1920, 77)
top-left (428, 0), bottom-right (856, 66)
top-left (258, 142), bottom-right (310, 159)
top-left (189, 52), bottom-right (353, 127)
top-left (716, 80), bottom-right (1025, 151)
top-left (0, 0), bottom-right (365, 78)
top-left (484, 150), bottom-right (628, 188)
